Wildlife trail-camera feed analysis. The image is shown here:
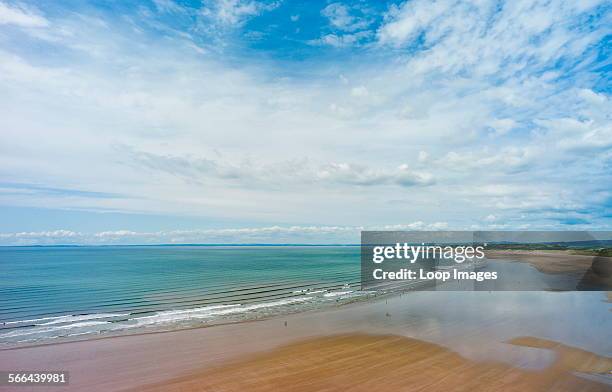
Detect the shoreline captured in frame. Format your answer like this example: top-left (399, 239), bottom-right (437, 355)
top-left (0, 290), bottom-right (391, 352)
top-left (1, 289), bottom-right (610, 391)
top-left (1, 250), bottom-right (610, 391)
top-left (0, 292), bottom-right (406, 391)
top-left (2, 250), bottom-right (610, 350)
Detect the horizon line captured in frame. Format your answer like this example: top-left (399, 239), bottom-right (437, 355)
top-left (0, 243), bottom-right (362, 247)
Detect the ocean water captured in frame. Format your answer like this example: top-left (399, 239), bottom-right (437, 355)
top-left (0, 246), bottom-right (365, 345)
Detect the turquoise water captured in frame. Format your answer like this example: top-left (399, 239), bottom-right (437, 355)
top-left (0, 246), bottom-right (363, 345)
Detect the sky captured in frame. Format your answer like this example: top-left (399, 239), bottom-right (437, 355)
top-left (0, 0), bottom-right (610, 245)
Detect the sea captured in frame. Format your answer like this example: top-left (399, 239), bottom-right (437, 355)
top-left (0, 246), bottom-right (367, 345)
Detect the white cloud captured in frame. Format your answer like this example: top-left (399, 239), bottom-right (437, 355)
top-left (488, 118), bottom-right (517, 136)
top-left (377, 0), bottom-right (449, 45)
top-left (200, 0), bottom-right (279, 27)
top-left (321, 2), bottom-right (370, 32)
top-left (417, 151), bottom-right (429, 163)
top-left (534, 94), bottom-right (612, 152)
top-left (0, 1), bottom-right (48, 27)
top-left (314, 2), bottom-right (372, 47)
top-left (309, 31), bottom-right (372, 47)
top-left (350, 86), bottom-right (369, 97)
top-left (0, 223), bottom-right (452, 245)
top-left (0, 229), bottom-right (80, 239)
top-left (438, 147), bottom-right (534, 173)
top-left (316, 163), bottom-right (434, 187)
top-left (121, 146), bottom-right (434, 188)
top-left (376, 0), bottom-right (606, 80)
top-left (153, 0), bottom-right (185, 13)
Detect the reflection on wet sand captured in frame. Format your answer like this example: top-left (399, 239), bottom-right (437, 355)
top-left (139, 333), bottom-right (612, 392)
top-left (509, 336), bottom-right (612, 374)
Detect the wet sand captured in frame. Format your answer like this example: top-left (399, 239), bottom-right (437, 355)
top-left (138, 334), bottom-right (612, 392)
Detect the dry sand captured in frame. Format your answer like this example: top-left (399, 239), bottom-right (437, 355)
top-left (485, 250), bottom-right (604, 274)
top-left (136, 333), bottom-right (612, 392)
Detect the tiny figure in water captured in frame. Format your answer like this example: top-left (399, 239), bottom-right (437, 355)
top-left (386, 312), bottom-right (391, 317)
top-left (284, 321), bottom-right (287, 327)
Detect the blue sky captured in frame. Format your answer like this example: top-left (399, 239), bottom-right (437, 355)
top-left (0, 0), bottom-right (610, 244)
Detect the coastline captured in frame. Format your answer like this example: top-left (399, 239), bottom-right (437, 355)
top-left (1, 249), bottom-right (610, 350)
top-left (0, 289), bottom-right (386, 351)
top-left (1, 288), bottom-right (610, 391)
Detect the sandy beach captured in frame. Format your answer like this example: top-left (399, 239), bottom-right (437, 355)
top-left (139, 334), bottom-right (611, 392)
top-left (1, 288), bottom-right (610, 392)
top-left (486, 250), bottom-right (612, 289)
top-left (485, 250), bottom-right (610, 274)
